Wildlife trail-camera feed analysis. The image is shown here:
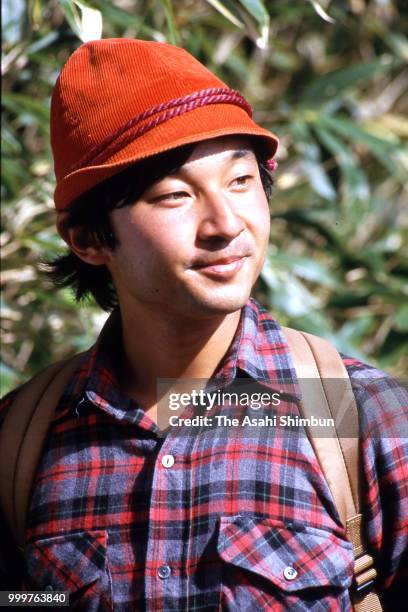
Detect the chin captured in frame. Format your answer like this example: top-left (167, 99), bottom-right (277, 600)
top-left (185, 286), bottom-right (251, 317)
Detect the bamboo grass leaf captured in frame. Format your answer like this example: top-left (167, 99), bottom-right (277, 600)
top-left (75, 1), bottom-right (103, 41)
top-left (237, 0), bottom-right (269, 26)
top-left (316, 114), bottom-right (407, 181)
top-left (204, 0), bottom-right (245, 28)
top-left (313, 125), bottom-right (370, 202)
top-left (303, 158), bottom-right (336, 200)
top-left (160, 0), bottom-right (180, 45)
top-left (58, 0), bottom-right (83, 38)
top-left (308, 0), bottom-right (335, 23)
top-left (302, 57), bottom-right (394, 104)
top-left (58, 0), bottom-right (103, 42)
top-left (394, 305), bottom-right (408, 331)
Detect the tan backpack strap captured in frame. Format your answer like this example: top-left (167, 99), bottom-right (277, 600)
top-left (283, 327), bottom-right (382, 611)
top-left (0, 352), bottom-right (86, 549)
top-left (283, 326), bottom-right (358, 522)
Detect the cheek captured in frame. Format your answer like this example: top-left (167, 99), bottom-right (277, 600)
top-left (117, 210), bottom-right (192, 265)
top-left (250, 193), bottom-right (270, 242)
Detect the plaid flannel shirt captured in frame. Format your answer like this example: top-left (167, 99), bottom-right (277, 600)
top-left (1, 298), bottom-right (407, 610)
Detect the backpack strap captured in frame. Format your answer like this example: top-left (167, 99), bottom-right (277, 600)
top-left (0, 353), bottom-right (86, 550)
top-left (283, 327), bottom-right (382, 611)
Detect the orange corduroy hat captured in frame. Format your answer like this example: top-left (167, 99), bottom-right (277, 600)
top-left (51, 38), bottom-right (279, 211)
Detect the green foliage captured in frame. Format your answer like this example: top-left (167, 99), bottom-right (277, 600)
top-left (1, 0), bottom-right (407, 393)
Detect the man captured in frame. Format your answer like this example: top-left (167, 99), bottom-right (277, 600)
top-left (0, 39), bottom-right (406, 610)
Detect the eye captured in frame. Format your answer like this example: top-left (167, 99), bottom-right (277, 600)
top-left (231, 175), bottom-right (252, 188)
top-left (153, 190), bottom-right (191, 203)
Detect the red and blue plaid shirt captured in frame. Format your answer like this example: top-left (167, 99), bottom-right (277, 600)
top-left (1, 298), bottom-right (407, 610)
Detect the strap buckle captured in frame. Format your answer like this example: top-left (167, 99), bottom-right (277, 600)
top-left (355, 578), bottom-right (375, 595)
top-left (353, 552), bottom-right (377, 595)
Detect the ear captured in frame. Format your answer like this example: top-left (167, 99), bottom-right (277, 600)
top-left (56, 214), bottom-right (111, 266)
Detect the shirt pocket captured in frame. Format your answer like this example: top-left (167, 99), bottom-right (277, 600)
top-left (217, 515), bottom-right (354, 611)
top-left (25, 530), bottom-right (113, 611)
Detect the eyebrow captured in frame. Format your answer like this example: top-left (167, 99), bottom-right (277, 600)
top-left (229, 149), bottom-right (255, 161)
top-left (167, 149), bottom-right (255, 177)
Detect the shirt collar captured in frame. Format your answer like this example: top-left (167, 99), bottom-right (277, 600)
top-left (62, 298), bottom-right (300, 423)
top-left (59, 309), bottom-right (159, 433)
top-left (215, 298), bottom-right (299, 394)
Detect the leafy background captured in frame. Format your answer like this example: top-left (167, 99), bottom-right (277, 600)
top-left (1, 0), bottom-right (407, 394)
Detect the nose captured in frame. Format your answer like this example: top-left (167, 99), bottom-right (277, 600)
top-left (197, 192), bottom-right (245, 242)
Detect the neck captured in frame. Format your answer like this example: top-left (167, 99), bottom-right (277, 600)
top-left (117, 303), bottom-right (242, 403)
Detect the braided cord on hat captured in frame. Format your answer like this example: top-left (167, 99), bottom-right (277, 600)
top-left (71, 88), bottom-right (252, 173)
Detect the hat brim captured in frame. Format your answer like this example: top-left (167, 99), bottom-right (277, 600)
top-left (55, 103), bottom-right (278, 210)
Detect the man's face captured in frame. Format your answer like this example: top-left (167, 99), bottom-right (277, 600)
top-left (106, 137), bottom-right (270, 319)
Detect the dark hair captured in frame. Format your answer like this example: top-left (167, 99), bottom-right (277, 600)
top-left (46, 139), bottom-right (274, 311)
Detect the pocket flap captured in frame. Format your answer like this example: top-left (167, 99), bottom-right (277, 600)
top-left (25, 530), bottom-right (111, 603)
top-left (217, 516), bottom-right (353, 592)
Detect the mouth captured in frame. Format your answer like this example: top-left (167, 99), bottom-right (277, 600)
top-left (192, 255), bottom-right (248, 278)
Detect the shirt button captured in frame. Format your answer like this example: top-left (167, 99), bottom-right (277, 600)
top-left (162, 454), bottom-right (175, 468)
top-left (158, 564), bottom-right (172, 579)
top-left (283, 566), bottom-right (298, 581)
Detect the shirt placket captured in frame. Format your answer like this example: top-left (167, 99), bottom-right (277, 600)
top-left (145, 429), bottom-right (194, 611)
